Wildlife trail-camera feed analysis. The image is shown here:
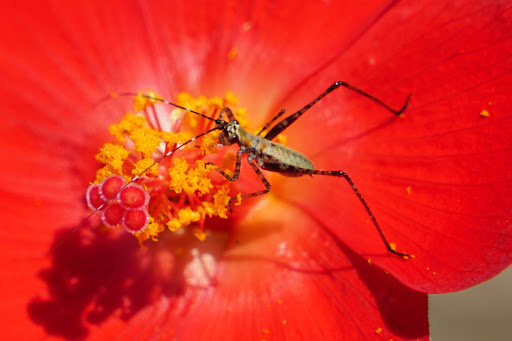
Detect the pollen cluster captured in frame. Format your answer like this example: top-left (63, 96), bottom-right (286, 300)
top-left (87, 91), bottom-right (248, 245)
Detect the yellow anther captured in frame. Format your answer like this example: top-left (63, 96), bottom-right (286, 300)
top-left (160, 131), bottom-right (194, 148)
top-left (94, 143), bottom-right (130, 180)
top-left (234, 108), bottom-right (249, 128)
top-left (209, 96), bottom-right (223, 109)
top-left (132, 157), bottom-right (159, 177)
top-left (178, 207), bottom-right (201, 225)
top-left (193, 228), bottom-right (208, 241)
top-left (130, 127), bottom-right (161, 156)
top-left (135, 217), bottom-right (164, 244)
top-left (200, 130), bottom-right (220, 155)
top-left (109, 113), bottom-right (146, 142)
top-left (224, 91), bottom-right (239, 106)
top-left (167, 219), bottom-right (182, 232)
top-left (169, 158), bottom-right (214, 195)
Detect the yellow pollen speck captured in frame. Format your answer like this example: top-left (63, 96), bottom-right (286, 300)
top-left (389, 243), bottom-right (397, 251)
top-left (406, 185), bottom-right (412, 195)
top-left (282, 320), bottom-right (287, 325)
top-left (367, 258), bottom-right (372, 265)
top-left (277, 299), bottom-right (283, 304)
top-left (263, 329), bottom-right (270, 334)
top-left (426, 267), bottom-right (430, 270)
top-left (376, 327), bottom-right (383, 334)
top-left (480, 109), bottom-right (490, 118)
top-left (227, 48), bottom-right (238, 60)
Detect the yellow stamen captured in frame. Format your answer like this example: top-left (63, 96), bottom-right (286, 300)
top-left (132, 158), bottom-right (159, 177)
top-left (93, 90), bottom-right (245, 245)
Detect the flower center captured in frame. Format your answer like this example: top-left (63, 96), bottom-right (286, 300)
top-left (86, 91), bottom-right (249, 246)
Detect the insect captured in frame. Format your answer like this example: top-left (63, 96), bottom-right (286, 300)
top-left (58, 82), bottom-right (411, 257)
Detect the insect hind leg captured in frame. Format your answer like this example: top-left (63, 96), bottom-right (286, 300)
top-left (309, 169), bottom-right (410, 258)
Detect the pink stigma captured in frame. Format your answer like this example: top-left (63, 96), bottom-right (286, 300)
top-left (119, 184), bottom-right (149, 209)
top-left (101, 175), bottom-right (125, 200)
top-left (124, 209), bottom-right (149, 233)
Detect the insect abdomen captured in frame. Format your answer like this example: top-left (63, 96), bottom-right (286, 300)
top-left (242, 132), bottom-right (314, 174)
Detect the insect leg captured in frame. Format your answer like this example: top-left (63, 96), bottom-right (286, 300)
top-left (209, 151), bottom-right (272, 212)
top-left (309, 169), bottom-right (410, 258)
top-left (264, 82), bottom-right (411, 141)
top-left (256, 109), bottom-right (286, 136)
top-left (226, 159), bottom-right (272, 211)
top-left (218, 107), bottom-right (236, 122)
top-left (207, 149), bottom-right (244, 181)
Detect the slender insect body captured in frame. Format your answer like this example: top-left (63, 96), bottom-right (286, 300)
top-left (219, 119), bottom-right (314, 176)
top-left (65, 81), bottom-right (413, 259)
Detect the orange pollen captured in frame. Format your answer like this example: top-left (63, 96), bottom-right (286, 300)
top-left (87, 91), bottom-right (249, 245)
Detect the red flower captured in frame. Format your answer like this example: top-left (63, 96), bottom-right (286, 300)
top-left (1, 0), bottom-right (511, 340)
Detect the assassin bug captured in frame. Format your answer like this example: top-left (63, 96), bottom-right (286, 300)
top-left (60, 82), bottom-right (411, 257)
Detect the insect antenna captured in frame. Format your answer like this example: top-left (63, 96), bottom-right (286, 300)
top-left (102, 92), bottom-right (225, 124)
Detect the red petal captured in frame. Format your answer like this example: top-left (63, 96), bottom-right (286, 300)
top-left (276, 1), bottom-right (512, 292)
top-left (23, 198), bottom-right (427, 340)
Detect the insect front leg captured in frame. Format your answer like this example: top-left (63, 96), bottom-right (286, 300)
top-left (207, 148), bottom-right (244, 181)
top-left (309, 169), bottom-right (410, 258)
top-left (208, 149), bottom-right (272, 212)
